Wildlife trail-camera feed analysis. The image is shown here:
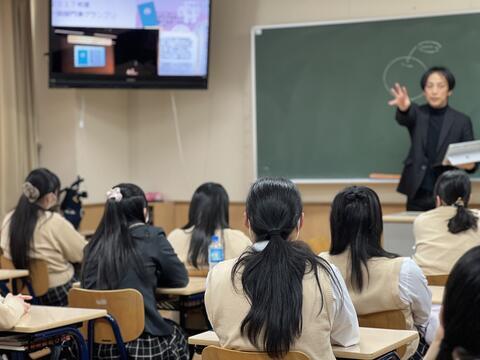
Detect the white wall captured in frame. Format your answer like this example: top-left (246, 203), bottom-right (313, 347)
top-left (32, 0), bottom-right (130, 201)
top-left (33, 0), bottom-right (480, 203)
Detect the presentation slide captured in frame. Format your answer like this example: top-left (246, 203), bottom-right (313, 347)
top-left (52, 0), bottom-right (210, 76)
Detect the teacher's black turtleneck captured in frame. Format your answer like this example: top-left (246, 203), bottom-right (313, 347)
top-left (420, 104), bottom-right (448, 192)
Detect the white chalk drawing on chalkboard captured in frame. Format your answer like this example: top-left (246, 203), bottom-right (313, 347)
top-left (383, 41), bottom-right (442, 101)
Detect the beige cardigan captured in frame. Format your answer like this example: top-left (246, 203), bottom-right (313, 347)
top-left (1, 211), bottom-right (87, 288)
top-left (167, 227), bottom-right (251, 271)
top-left (205, 258), bottom-right (336, 360)
top-left (413, 206), bottom-right (480, 275)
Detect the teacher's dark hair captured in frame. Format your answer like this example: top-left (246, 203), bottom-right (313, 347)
top-left (182, 182), bottom-right (229, 268)
top-left (231, 177), bottom-right (341, 358)
top-left (329, 186), bottom-right (398, 291)
top-left (9, 168), bottom-right (60, 269)
top-left (436, 246), bottom-right (480, 360)
top-left (434, 170), bottom-right (477, 234)
top-left (420, 66), bottom-right (456, 91)
top-left (81, 183), bottom-right (147, 289)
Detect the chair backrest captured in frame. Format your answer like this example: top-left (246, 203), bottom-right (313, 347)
top-left (426, 274), bottom-right (449, 286)
top-left (188, 268), bottom-right (209, 277)
top-left (358, 310), bottom-right (407, 358)
top-left (201, 346), bottom-right (310, 360)
top-left (68, 288), bottom-right (144, 343)
top-left (0, 256), bottom-right (49, 296)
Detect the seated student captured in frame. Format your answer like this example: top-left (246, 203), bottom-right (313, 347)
top-left (205, 177), bottom-right (359, 359)
top-left (413, 170), bottom-right (480, 276)
top-left (81, 183), bottom-right (189, 359)
top-left (424, 246), bottom-right (480, 360)
top-left (0, 294), bottom-right (31, 330)
top-left (321, 186), bottom-right (431, 359)
top-left (168, 182), bottom-right (251, 271)
top-left (1, 168), bottom-right (86, 306)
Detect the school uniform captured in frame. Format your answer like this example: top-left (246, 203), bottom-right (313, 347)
top-left (413, 206), bottom-right (480, 275)
top-left (321, 252), bottom-right (431, 359)
top-left (167, 227), bottom-right (251, 270)
top-left (82, 223), bottom-right (189, 360)
top-left (1, 211), bottom-right (86, 306)
top-left (205, 241), bottom-right (359, 360)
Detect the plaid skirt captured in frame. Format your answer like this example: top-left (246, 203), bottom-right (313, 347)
top-left (38, 277), bottom-right (76, 306)
top-left (94, 322), bottom-right (189, 360)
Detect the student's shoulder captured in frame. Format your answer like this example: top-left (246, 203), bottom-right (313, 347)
top-left (414, 207), bottom-right (442, 225)
top-left (47, 211), bottom-right (74, 227)
top-left (209, 258), bottom-right (237, 282)
top-left (167, 228), bottom-right (189, 240)
top-left (225, 229), bottom-right (250, 242)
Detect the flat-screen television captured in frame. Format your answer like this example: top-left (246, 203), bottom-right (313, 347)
top-left (49, 0), bottom-right (211, 88)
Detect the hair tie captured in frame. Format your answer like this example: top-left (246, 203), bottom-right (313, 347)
top-left (22, 182), bottom-right (40, 203)
top-left (106, 187), bottom-right (123, 202)
top-left (265, 229), bottom-right (282, 239)
top-left (454, 197), bottom-right (465, 207)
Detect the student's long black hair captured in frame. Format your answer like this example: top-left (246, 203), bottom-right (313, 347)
top-left (182, 182), bottom-right (229, 268)
top-left (81, 183), bottom-right (147, 289)
top-left (8, 168), bottom-right (60, 269)
top-left (436, 246), bottom-right (480, 360)
top-left (231, 177), bottom-right (340, 359)
top-left (434, 170), bottom-right (477, 234)
top-left (329, 186), bottom-right (398, 292)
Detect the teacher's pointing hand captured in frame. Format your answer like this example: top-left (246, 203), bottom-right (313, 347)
top-left (388, 83), bottom-right (411, 112)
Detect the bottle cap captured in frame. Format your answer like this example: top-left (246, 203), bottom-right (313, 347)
top-left (211, 235), bottom-right (219, 242)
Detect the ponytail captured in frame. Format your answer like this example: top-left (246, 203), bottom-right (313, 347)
top-left (232, 177), bottom-right (340, 358)
top-left (448, 199), bottom-right (478, 234)
top-left (433, 170), bottom-right (478, 234)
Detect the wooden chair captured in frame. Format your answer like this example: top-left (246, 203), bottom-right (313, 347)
top-left (305, 236), bottom-right (330, 254)
top-left (426, 274), bottom-right (448, 286)
top-left (68, 288), bottom-right (144, 359)
top-left (358, 310), bottom-right (407, 358)
top-left (188, 268), bottom-right (209, 277)
top-left (201, 346), bottom-right (310, 360)
top-left (0, 256), bottom-right (49, 299)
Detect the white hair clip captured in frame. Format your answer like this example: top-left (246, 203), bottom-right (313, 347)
top-left (22, 182), bottom-right (40, 203)
top-left (106, 187), bottom-right (123, 202)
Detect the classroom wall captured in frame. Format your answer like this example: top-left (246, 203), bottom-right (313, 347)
top-left (33, 0), bottom-right (480, 204)
top-left (32, 0), bottom-right (131, 201)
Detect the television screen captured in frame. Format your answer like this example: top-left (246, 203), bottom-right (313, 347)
top-left (49, 0), bottom-right (211, 88)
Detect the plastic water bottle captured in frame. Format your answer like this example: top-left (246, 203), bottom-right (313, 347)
top-left (208, 235), bottom-right (224, 270)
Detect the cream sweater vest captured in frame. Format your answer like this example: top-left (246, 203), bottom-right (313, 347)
top-left (205, 258), bottom-right (336, 360)
top-left (321, 252), bottom-right (417, 359)
top-left (413, 206), bottom-right (480, 275)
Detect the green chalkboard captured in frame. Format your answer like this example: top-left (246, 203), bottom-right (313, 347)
top-left (254, 12), bottom-right (480, 179)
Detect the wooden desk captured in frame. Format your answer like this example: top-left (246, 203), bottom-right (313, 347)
top-left (429, 286), bottom-right (444, 305)
top-left (157, 277), bottom-right (207, 329)
top-left (383, 211), bottom-right (422, 256)
top-left (189, 328), bottom-right (418, 360)
top-left (0, 269), bottom-right (29, 281)
top-left (10, 305), bottom-right (106, 333)
top-left (382, 212), bottom-right (421, 223)
top-left (156, 276), bottom-right (206, 296)
top-left (0, 306), bottom-right (107, 359)
top-left (0, 269), bottom-right (29, 295)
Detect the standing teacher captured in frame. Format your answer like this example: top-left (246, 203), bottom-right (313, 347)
top-left (389, 66), bottom-right (477, 211)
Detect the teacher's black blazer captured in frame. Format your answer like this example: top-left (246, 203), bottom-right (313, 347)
top-left (396, 103), bottom-right (476, 198)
